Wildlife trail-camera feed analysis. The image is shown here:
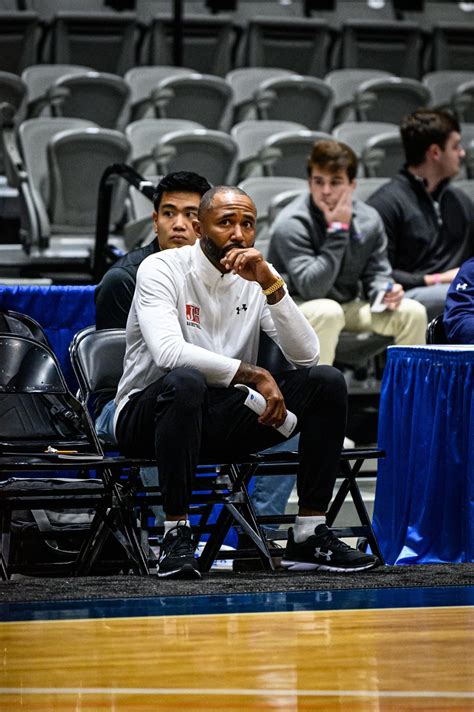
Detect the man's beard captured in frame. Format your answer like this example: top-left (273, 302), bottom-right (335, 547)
top-left (201, 234), bottom-right (246, 268)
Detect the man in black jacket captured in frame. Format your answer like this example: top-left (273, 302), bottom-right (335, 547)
top-left (368, 109), bottom-right (474, 321)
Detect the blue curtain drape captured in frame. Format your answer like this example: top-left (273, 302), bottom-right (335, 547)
top-left (374, 346), bottom-right (474, 565)
top-left (0, 285), bottom-right (96, 389)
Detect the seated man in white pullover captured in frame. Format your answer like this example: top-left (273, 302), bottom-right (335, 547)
top-left (114, 186), bottom-right (379, 579)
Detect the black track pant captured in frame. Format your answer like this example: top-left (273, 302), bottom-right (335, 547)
top-left (116, 365), bottom-right (347, 516)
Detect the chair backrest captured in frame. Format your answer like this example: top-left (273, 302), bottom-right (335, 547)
top-left (49, 11), bottom-right (137, 75)
top-left (0, 333), bottom-right (98, 451)
top-left (432, 22), bottom-right (474, 72)
top-left (231, 120), bottom-right (307, 180)
top-left (0, 71), bottom-right (27, 173)
top-left (332, 121), bottom-right (399, 158)
top-left (226, 67), bottom-right (297, 123)
top-left (19, 117), bottom-right (97, 239)
top-left (452, 80), bottom-right (474, 123)
top-left (52, 71), bottom-right (131, 131)
top-left (153, 73), bottom-right (234, 131)
top-left (324, 68), bottom-right (394, 124)
top-left (426, 314), bottom-right (448, 344)
top-left (0, 71), bottom-right (27, 116)
top-left (0, 310), bottom-right (50, 347)
top-left (146, 15), bottom-right (239, 76)
top-left (70, 326), bottom-right (126, 408)
top-left (260, 130), bottom-right (333, 178)
top-left (361, 132), bottom-right (405, 178)
top-left (22, 64), bottom-right (93, 118)
top-left (124, 66), bottom-right (195, 120)
top-left (355, 77), bottom-right (431, 123)
top-left (352, 177), bottom-right (391, 202)
top-left (340, 20), bottom-right (423, 79)
top-left (423, 70), bottom-right (474, 111)
top-left (253, 75), bottom-right (334, 131)
top-left (0, 11), bottom-right (40, 73)
top-left (241, 17), bottom-right (332, 77)
top-left (126, 118), bottom-right (204, 174)
top-left (47, 127), bottom-right (130, 231)
top-left (153, 128), bottom-right (238, 185)
top-left (453, 178), bottom-right (474, 202)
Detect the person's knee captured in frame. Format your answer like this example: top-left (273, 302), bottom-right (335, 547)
top-left (399, 298), bottom-right (428, 327)
top-left (307, 364), bottom-right (348, 402)
top-left (161, 367), bottom-right (207, 408)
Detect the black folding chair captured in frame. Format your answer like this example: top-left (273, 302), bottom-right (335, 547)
top-left (69, 326), bottom-right (275, 573)
top-left (426, 314), bottom-right (448, 344)
top-left (0, 333), bottom-right (152, 580)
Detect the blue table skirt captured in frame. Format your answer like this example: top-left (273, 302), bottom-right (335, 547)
top-left (374, 346), bottom-right (474, 565)
top-left (0, 285), bottom-right (96, 389)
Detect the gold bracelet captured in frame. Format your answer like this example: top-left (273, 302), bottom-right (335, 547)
top-left (262, 276), bottom-right (285, 296)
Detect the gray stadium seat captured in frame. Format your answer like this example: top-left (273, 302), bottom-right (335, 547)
top-left (423, 70), bottom-right (474, 112)
top-left (153, 128), bottom-right (238, 185)
top-left (352, 177), bottom-right (390, 202)
top-left (48, 11), bottom-right (138, 75)
top-left (339, 20), bottom-right (423, 79)
top-left (332, 121), bottom-right (399, 172)
top-left (0, 11), bottom-right (40, 74)
top-left (239, 17), bottom-right (332, 77)
top-left (325, 69), bottom-right (394, 125)
top-left (21, 64), bottom-right (93, 118)
top-left (124, 66), bottom-right (195, 121)
top-left (226, 67), bottom-right (297, 123)
top-left (144, 15), bottom-right (239, 77)
top-left (152, 73), bottom-right (234, 132)
top-left (259, 130), bottom-right (333, 178)
top-left (452, 80), bottom-right (474, 124)
top-left (431, 22), bottom-right (474, 72)
top-left (355, 77), bottom-right (431, 123)
top-left (50, 71), bottom-right (130, 131)
top-left (253, 75), bottom-right (334, 132)
top-left (231, 120), bottom-right (307, 181)
top-left (361, 132), bottom-right (405, 178)
top-left (9, 118), bottom-right (129, 275)
top-left (126, 118), bottom-right (204, 176)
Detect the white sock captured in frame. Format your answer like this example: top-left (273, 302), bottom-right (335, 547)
top-left (164, 519), bottom-right (190, 536)
top-left (293, 515), bottom-right (325, 543)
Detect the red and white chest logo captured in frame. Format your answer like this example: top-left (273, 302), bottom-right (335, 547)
top-left (185, 304), bottom-right (201, 328)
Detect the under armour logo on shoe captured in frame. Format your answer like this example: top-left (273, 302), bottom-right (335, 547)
top-left (456, 282), bottom-right (468, 291)
top-left (236, 304), bottom-right (247, 315)
top-left (315, 547), bottom-right (332, 561)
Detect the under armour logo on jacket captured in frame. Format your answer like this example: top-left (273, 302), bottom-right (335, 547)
top-left (456, 282), bottom-right (468, 291)
top-left (236, 304), bottom-right (247, 315)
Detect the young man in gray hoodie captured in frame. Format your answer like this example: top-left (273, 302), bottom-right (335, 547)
top-left (268, 140), bottom-right (427, 364)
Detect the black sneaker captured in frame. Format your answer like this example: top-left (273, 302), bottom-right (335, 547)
top-left (157, 523), bottom-right (201, 579)
top-left (281, 523), bottom-right (379, 573)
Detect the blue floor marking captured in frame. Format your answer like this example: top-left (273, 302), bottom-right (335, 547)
top-left (1, 585), bottom-right (473, 623)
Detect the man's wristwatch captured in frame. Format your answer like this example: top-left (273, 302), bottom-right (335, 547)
top-left (262, 276), bottom-right (285, 296)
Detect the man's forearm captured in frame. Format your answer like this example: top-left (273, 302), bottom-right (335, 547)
top-left (230, 362), bottom-right (271, 387)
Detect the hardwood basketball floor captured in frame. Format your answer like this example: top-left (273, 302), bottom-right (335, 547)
top-left (1, 585), bottom-right (473, 711)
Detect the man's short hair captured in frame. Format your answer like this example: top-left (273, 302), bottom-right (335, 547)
top-left (198, 185), bottom-right (249, 220)
top-left (307, 140), bottom-right (358, 182)
top-left (153, 171), bottom-right (212, 211)
top-left (400, 109), bottom-right (461, 167)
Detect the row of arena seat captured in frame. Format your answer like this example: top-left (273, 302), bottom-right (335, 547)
top-left (1, 7), bottom-right (474, 78)
top-left (5, 66), bottom-right (474, 133)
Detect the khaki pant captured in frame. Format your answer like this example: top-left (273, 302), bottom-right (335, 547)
top-left (299, 298), bottom-right (428, 365)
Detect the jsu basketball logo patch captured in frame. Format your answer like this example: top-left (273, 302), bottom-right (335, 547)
top-left (186, 304), bottom-right (201, 329)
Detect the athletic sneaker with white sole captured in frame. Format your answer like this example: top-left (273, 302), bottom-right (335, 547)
top-left (281, 523), bottom-right (379, 573)
top-left (157, 523), bottom-right (201, 579)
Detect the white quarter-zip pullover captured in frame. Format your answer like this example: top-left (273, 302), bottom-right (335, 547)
top-left (114, 242), bottom-right (320, 427)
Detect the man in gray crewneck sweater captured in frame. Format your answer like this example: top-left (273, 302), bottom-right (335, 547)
top-left (268, 140), bottom-right (427, 364)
